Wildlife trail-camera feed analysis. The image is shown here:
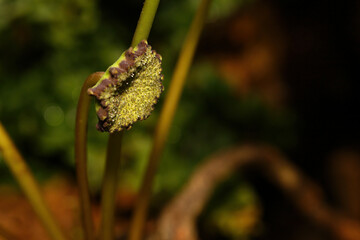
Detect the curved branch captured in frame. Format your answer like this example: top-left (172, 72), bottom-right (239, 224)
top-left (152, 144), bottom-right (360, 240)
top-left (75, 72), bottom-right (104, 240)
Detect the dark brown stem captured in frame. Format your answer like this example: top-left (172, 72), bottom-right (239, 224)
top-left (75, 72), bottom-right (104, 240)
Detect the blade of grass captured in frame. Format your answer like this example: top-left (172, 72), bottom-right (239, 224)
top-left (128, 0), bottom-right (212, 239)
top-left (98, 0), bottom-right (161, 239)
top-left (0, 123), bottom-right (67, 240)
top-left (75, 72), bottom-right (104, 240)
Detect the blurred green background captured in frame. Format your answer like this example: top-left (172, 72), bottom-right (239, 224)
top-left (1, 0), bottom-right (359, 239)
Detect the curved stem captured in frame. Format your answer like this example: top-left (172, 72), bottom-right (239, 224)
top-left (128, 0), bottom-right (212, 239)
top-left (0, 123), bottom-right (67, 240)
top-left (75, 72), bottom-right (104, 240)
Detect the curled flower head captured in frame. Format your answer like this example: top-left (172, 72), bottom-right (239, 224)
top-left (88, 40), bottom-right (163, 133)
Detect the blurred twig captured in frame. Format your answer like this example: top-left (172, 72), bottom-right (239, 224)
top-left (0, 223), bottom-right (17, 240)
top-left (152, 144), bottom-right (360, 240)
top-left (128, 0), bottom-right (212, 239)
top-left (0, 123), bottom-right (67, 240)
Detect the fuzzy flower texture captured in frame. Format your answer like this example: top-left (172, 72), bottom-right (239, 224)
top-left (88, 40), bottom-right (163, 133)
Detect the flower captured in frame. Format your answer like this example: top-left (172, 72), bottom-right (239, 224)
top-left (88, 40), bottom-right (163, 133)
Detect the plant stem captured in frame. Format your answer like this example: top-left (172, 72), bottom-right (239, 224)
top-left (0, 123), bottom-right (67, 240)
top-left (99, 132), bottom-right (123, 240)
top-left (98, 0), bottom-right (161, 239)
top-left (75, 72), bottom-right (104, 240)
top-left (131, 0), bottom-right (161, 47)
top-left (128, 0), bottom-right (212, 239)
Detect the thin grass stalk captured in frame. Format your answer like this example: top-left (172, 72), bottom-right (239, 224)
top-left (0, 123), bottom-right (66, 240)
top-left (75, 72), bottom-right (104, 240)
top-left (128, 0), bottom-right (212, 239)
